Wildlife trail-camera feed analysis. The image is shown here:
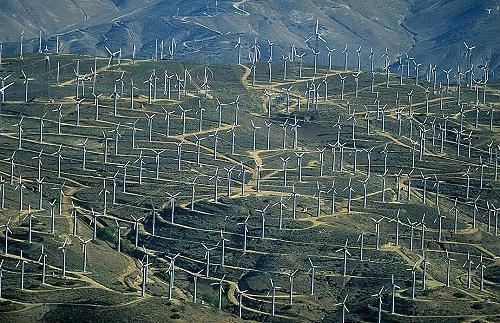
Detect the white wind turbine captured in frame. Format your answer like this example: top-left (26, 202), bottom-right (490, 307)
top-left (201, 242), bottom-right (219, 278)
top-left (0, 77), bottom-right (13, 104)
top-left (19, 30), bottom-right (24, 59)
top-left (336, 239), bottom-right (351, 277)
top-left (255, 204), bottom-right (270, 239)
top-left (166, 191), bottom-right (181, 224)
top-left (58, 238), bottom-right (70, 278)
top-left (22, 205), bottom-right (36, 243)
top-left (78, 236), bottom-right (92, 272)
top-left (335, 294), bottom-right (349, 323)
top-left (237, 214), bottom-right (251, 252)
top-left (16, 250), bottom-right (27, 290)
top-left (138, 254), bottom-right (151, 297)
top-left (372, 286), bottom-right (385, 323)
top-left (386, 274), bottom-right (400, 314)
top-left (21, 70), bottom-right (35, 103)
top-left (1, 218), bottom-right (13, 255)
top-left (37, 244), bottom-right (48, 284)
top-left (210, 275), bottom-right (226, 310)
top-left (188, 268), bottom-right (203, 304)
top-left (105, 45), bottom-right (121, 67)
top-left (131, 214), bottom-right (145, 247)
top-left (114, 219), bottom-right (127, 253)
top-left (268, 278), bottom-right (281, 316)
top-left (13, 116), bottom-right (24, 149)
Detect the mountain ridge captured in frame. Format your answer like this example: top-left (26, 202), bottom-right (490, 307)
top-left (0, 0), bottom-right (498, 78)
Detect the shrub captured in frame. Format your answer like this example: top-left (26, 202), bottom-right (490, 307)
top-left (97, 227), bottom-right (132, 253)
top-left (201, 290), bottom-right (229, 310)
top-left (98, 227), bottom-right (116, 244)
top-left (121, 239), bottom-right (132, 253)
top-left (201, 291), bottom-right (219, 307)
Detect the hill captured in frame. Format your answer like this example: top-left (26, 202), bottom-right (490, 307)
top-left (0, 1), bottom-right (498, 77)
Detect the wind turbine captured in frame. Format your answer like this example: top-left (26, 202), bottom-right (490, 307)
top-left (114, 219), bottom-right (127, 253)
top-left (165, 252), bottom-right (181, 300)
top-left (462, 251), bottom-right (474, 289)
top-left (210, 275), bottom-right (226, 310)
top-left (283, 269), bottom-right (299, 305)
top-left (22, 205), bottom-right (36, 243)
top-left (16, 250), bottom-right (27, 290)
top-left (1, 218), bottom-right (12, 255)
top-left (15, 175), bottom-right (26, 211)
top-left (58, 238), bottom-right (69, 278)
top-left (237, 215), bottom-right (250, 252)
top-left (201, 242), bottom-right (219, 277)
top-left (272, 195), bottom-right (287, 230)
top-left (475, 254), bottom-right (486, 291)
top-left (19, 30), bottom-right (24, 59)
top-left (342, 44), bottom-right (348, 71)
top-left (235, 287), bottom-right (248, 318)
top-left (336, 239), bottom-right (351, 277)
top-left (304, 18), bottom-right (326, 54)
top-left (444, 249), bottom-right (457, 288)
top-left (37, 245), bottom-right (48, 284)
top-left (13, 117), bottom-right (24, 149)
top-left (371, 286), bottom-right (385, 323)
top-left (0, 259), bottom-right (4, 298)
top-left (256, 204), bottom-right (270, 239)
top-left (234, 37), bottom-right (243, 65)
top-left (463, 42), bottom-right (475, 70)
top-left (334, 294), bottom-right (349, 323)
top-left (105, 45), bottom-right (121, 67)
top-left (138, 254), bottom-right (151, 297)
top-left (78, 236), bottom-right (92, 272)
top-left (386, 275), bottom-right (400, 314)
top-left (131, 215), bottom-right (144, 247)
top-left (306, 258), bottom-right (319, 296)
top-left (0, 78), bottom-right (13, 104)
top-left (192, 269), bottom-right (204, 304)
top-left (269, 278), bottom-right (281, 316)
top-left (166, 191), bottom-right (181, 224)
top-left (280, 155), bottom-right (291, 187)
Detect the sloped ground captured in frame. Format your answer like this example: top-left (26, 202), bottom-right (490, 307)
top-left (0, 1), bottom-right (497, 77)
top-left (0, 49), bottom-right (498, 322)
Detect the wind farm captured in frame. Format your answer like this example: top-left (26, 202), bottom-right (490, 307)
top-left (0, 1), bottom-right (499, 322)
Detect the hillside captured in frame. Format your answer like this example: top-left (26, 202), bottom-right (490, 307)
top-left (0, 1), bottom-right (498, 75)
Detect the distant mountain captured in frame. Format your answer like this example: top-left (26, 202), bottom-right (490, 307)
top-left (0, 0), bottom-right (151, 38)
top-left (0, 0), bottom-right (498, 78)
top-left (402, 0), bottom-right (498, 77)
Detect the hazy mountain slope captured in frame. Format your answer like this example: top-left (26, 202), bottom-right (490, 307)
top-left (0, 0), bottom-right (498, 78)
top-left (45, 0), bottom-right (414, 68)
top-left (0, 0), bottom-right (155, 40)
top-left (402, 0), bottom-right (498, 76)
